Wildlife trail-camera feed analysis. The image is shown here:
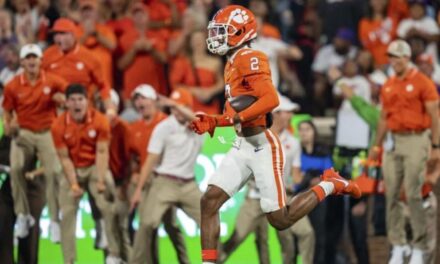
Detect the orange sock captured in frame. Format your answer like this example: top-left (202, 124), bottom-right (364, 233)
top-left (312, 185), bottom-right (326, 202)
top-left (202, 249), bottom-right (217, 262)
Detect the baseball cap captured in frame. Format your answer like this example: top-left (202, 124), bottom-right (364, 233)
top-left (52, 18), bottom-right (78, 34)
top-left (20, 44), bottom-right (42, 59)
top-left (273, 95), bottom-right (300, 112)
top-left (170, 88), bottom-right (193, 109)
top-left (131, 84), bottom-right (157, 100)
top-left (79, 0), bottom-right (98, 9)
top-left (387, 39), bottom-right (411, 58)
top-left (416, 53), bottom-right (433, 65)
top-left (335, 28), bottom-right (355, 43)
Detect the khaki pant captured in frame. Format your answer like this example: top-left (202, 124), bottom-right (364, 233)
top-left (383, 132), bottom-right (430, 249)
top-left (221, 197), bottom-right (270, 264)
top-left (59, 166), bottom-right (118, 263)
top-left (130, 176), bottom-right (202, 264)
top-left (277, 195), bottom-right (315, 264)
top-left (10, 129), bottom-right (61, 222)
top-left (403, 192), bottom-right (437, 264)
top-left (113, 184), bottom-right (132, 262)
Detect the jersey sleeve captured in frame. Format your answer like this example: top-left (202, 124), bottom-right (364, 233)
top-left (233, 50), bottom-right (279, 121)
top-left (51, 119), bottom-right (67, 149)
top-left (236, 49), bottom-right (271, 78)
top-left (90, 55), bottom-right (111, 100)
top-left (420, 75), bottom-right (439, 102)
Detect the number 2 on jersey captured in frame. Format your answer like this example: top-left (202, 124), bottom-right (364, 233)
top-left (250, 57), bottom-right (259, 71)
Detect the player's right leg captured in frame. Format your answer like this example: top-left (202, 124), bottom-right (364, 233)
top-left (201, 140), bottom-right (252, 264)
top-left (265, 168), bottom-right (362, 230)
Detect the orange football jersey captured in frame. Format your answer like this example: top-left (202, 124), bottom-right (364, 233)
top-left (223, 48), bottom-right (279, 128)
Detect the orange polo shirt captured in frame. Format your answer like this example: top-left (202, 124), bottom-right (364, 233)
top-left (358, 17), bottom-right (397, 67)
top-left (119, 29), bottom-right (167, 99)
top-left (129, 111), bottom-right (167, 167)
top-left (2, 71), bottom-right (68, 132)
top-left (110, 117), bottom-right (131, 180)
top-left (106, 17), bottom-right (134, 40)
top-left (78, 23), bottom-right (117, 87)
top-left (42, 44), bottom-right (111, 102)
top-left (262, 23), bottom-right (281, 40)
top-left (51, 108), bottom-right (111, 168)
top-left (381, 68), bottom-right (439, 132)
top-left (170, 56), bottom-right (220, 114)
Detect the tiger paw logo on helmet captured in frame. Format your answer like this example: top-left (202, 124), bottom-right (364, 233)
top-left (231, 8), bottom-right (249, 24)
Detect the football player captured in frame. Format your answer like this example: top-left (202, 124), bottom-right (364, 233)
top-left (189, 5), bottom-right (362, 264)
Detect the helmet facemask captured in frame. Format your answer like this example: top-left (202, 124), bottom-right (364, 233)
top-left (206, 21), bottom-right (238, 56)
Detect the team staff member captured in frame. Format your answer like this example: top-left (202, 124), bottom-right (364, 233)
top-left (370, 39), bottom-right (440, 263)
top-left (51, 84), bottom-right (120, 264)
top-left (2, 44), bottom-right (67, 240)
top-left (42, 18), bottom-right (115, 116)
top-left (129, 88), bottom-right (203, 264)
top-left (129, 84), bottom-right (189, 264)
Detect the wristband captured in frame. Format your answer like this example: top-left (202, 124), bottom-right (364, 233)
top-left (432, 143), bottom-right (440, 149)
top-left (214, 115), bottom-right (234, 127)
top-left (71, 183), bottom-right (80, 191)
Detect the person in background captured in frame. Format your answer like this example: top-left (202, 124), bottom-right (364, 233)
top-left (397, 0), bottom-right (439, 63)
top-left (358, 0), bottom-right (397, 68)
top-left (2, 44), bottom-right (67, 242)
top-left (77, 0), bottom-right (117, 87)
top-left (339, 76), bottom-right (438, 264)
top-left (117, 2), bottom-right (167, 105)
top-left (312, 27), bottom-right (357, 115)
top-left (0, 44), bottom-right (21, 86)
top-left (416, 53), bottom-right (440, 89)
top-left (42, 17), bottom-right (115, 116)
top-left (297, 120), bottom-right (333, 264)
top-left (170, 29), bottom-right (223, 114)
top-left (252, 16), bottom-right (303, 92)
top-left (51, 84), bottom-right (121, 264)
top-left (248, 0), bottom-right (280, 39)
top-left (370, 39), bottom-right (439, 264)
top-left (0, 9), bottom-right (18, 70)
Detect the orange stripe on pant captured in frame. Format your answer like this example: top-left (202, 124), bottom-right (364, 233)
top-left (264, 130), bottom-right (286, 208)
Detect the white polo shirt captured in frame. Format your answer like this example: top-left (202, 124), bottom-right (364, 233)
top-left (148, 115), bottom-right (204, 179)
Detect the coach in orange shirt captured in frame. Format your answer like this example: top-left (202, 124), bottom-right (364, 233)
top-left (42, 18), bottom-right (115, 117)
top-left (117, 2), bottom-right (167, 104)
top-left (2, 44), bottom-right (67, 240)
top-left (78, 0), bottom-right (117, 87)
top-left (370, 39), bottom-right (439, 263)
top-left (51, 84), bottom-right (120, 264)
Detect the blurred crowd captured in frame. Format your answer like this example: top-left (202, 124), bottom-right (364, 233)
top-left (0, 0), bottom-right (440, 264)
